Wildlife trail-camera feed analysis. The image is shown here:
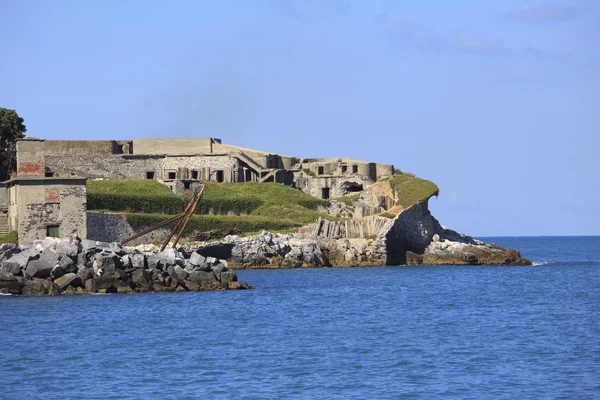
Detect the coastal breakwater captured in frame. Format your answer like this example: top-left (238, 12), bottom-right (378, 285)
top-left (0, 239), bottom-right (252, 296)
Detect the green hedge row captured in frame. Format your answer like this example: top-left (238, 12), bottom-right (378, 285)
top-left (125, 213), bottom-right (301, 235)
top-left (87, 193), bottom-right (265, 215)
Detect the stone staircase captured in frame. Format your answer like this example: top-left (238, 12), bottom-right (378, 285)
top-left (258, 169), bottom-right (280, 183)
top-left (234, 151), bottom-right (266, 172)
top-left (0, 214), bottom-right (10, 236)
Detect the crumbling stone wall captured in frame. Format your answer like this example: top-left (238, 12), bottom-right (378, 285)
top-left (294, 173), bottom-right (372, 199)
top-left (17, 182), bottom-right (87, 244)
top-left (46, 154), bottom-right (239, 183)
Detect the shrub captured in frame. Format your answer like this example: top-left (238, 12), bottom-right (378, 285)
top-left (0, 231), bottom-right (18, 245)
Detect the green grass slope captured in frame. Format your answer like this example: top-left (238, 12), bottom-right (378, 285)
top-left (387, 173), bottom-right (439, 208)
top-left (87, 180), bottom-right (335, 234)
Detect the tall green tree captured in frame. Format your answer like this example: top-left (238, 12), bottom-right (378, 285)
top-left (0, 108), bottom-right (27, 180)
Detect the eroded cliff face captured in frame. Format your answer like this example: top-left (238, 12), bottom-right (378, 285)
top-left (309, 198), bottom-right (531, 266)
top-left (381, 200), bottom-right (531, 266)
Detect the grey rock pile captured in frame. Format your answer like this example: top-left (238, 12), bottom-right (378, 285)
top-left (0, 238), bottom-right (252, 296)
top-left (223, 232), bottom-right (328, 268)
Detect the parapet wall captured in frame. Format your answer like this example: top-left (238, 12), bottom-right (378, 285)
top-left (132, 138), bottom-right (213, 155)
top-left (44, 140), bottom-right (124, 156)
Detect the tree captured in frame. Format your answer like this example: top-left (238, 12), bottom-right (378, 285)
top-left (0, 108), bottom-right (27, 180)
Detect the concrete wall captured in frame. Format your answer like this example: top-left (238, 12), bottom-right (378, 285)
top-left (132, 138), bottom-right (213, 155)
top-left (44, 140), bottom-right (122, 156)
top-left (87, 211), bottom-right (196, 245)
top-left (46, 154), bottom-right (240, 183)
top-left (16, 139), bottom-right (46, 176)
top-left (294, 173), bottom-right (372, 199)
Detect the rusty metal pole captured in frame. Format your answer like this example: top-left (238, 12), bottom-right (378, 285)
top-left (159, 187), bottom-right (201, 251)
top-left (171, 184), bottom-right (205, 249)
top-left (120, 212), bottom-right (186, 245)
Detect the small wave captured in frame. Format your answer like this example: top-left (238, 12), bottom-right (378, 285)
top-left (532, 261), bottom-right (551, 266)
top-left (0, 293), bottom-right (13, 296)
top-left (532, 260), bottom-right (598, 267)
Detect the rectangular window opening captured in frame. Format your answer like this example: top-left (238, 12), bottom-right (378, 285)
top-left (167, 171), bottom-right (176, 180)
top-left (352, 165), bottom-right (358, 173)
top-left (146, 171), bottom-right (155, 179)
top-left (321, 188), bottom-right (330, 200)
top-left (318, 166), bottom-right (324, 175)
top-left (47, 225), bottom-right (60, 238)
top-left (341, 166), bottom-right (347, 173)
top-left (191, 170), bottom-right (198, 180)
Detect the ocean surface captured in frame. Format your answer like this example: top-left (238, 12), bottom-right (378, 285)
top-left (1, 236), bottom-right (599, 399)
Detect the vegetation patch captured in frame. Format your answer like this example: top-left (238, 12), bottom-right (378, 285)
top-left (125, 213), bottom-right (301, 236)
top-left (387, 173), bottom-right (439, 208)
top-left (334, 193), bottom-right (361, 206)
top-left (88, 180), bottom-right (335, 228)
top-left (0, 231), bottom-right (18, 245)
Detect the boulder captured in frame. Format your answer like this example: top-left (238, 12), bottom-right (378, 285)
top-left (173, 265), bottom-right (188, 281)
top-left (188, 270), bottom-right (217, 285)
top-left (131, 253), bottom-right (146, 269)
top-left (25, 259), bottom-right (54, 279)
top-left (77, 252), bottom-right (88, 268)
top-left (188, 252), bottom-right (206, 266)
top-left (50, 265), bottom-right (66, 279)
top-left (219, 271), bottom-right (237, 284)
top-left (131, 268), bottom-right (152, 289)
top-left (93, 253), bottom-right (121, 275)
top-left (0, 271), bottom-right (16, 281)
top-left (0, 280), bottom-right (23, 294)
top-left (22, 279), bottom-right (61, 295)
top-left (81, 239), bottom-right (97, 252)
top-left (56, 241), bottom-right (79, 258)
top-left (109, 242), bottom-right (126, 255)
top-left (0, 258), bottom-right (24, 276)
top-left (77, 267), bottom-right (95, 282)
top-left (121, 254), bottom-right (131, 269)
top-left (85, 276), bottom-right (119, 293)
top-left (158, 249), bottom-right (178, 266)
top-left (54, 273), bottom-right (82, 290)
top-left (58, 255), bottom-right (77, 273)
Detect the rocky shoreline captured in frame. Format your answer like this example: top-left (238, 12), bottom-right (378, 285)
top-left (0, 239), bottom-right (252, 296)
top-left (187, 228), bottom-right (530, 270)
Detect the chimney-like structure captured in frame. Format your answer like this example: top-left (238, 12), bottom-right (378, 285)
top-left (16, 138), bottom-right (46, 177)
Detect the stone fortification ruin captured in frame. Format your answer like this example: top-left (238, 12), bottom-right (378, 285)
top-left (42, 137), bottom-right (394, 198)
top-left (0, 137), bottom-right (531, 273)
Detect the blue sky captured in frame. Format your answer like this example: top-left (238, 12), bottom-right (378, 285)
top-left (1, 0), bottom-right (598, 236)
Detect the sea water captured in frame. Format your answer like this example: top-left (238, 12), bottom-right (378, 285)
top-left (1, 236), bottom-right (599, 399)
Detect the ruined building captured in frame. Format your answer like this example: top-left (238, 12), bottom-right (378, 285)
top-left (0, 139), bottom-right (87, 244)
top-left (0, 137), bottom-right (394, 243)
top-left (42, 137), bottom-right (395, 199)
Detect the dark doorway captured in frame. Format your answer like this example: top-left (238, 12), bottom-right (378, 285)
top-left (245, 169), bottom-right (252, 182)
top-left (341, 165), bottom-right (348, 173)
top-left (216, 170), bottom-right (224, 183)
top-left (184, 182), bottom-right (191, 190)
top-left (318, 166), bottom-right (324, 175)
top-left (352, 165), bottom-right (358, 173)
top-left (191, 170), bottom-right (198, 180)
top-left (321, 188), bottom-right (330, 199)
